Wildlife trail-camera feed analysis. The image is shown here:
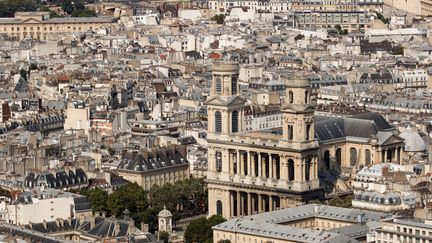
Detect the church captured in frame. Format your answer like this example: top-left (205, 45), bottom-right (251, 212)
top-left (206, 62), bottom-right (407, 219)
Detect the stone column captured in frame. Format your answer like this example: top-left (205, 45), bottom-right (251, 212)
top-left (247, 193), bottom-right (251, 215)
top-left (314, 157), bottom-right (318, 179)
top-left (258, 194), bottom-right (263, 213)
top-left (240, 192), bottom-right (244, 215)
top-left (302, 158), bottom-right (306, 181)
top-left (273, 155), bottom-right (277, 179)
top-left (229, 151), bottom-right (234, 174)
top-left (247, 151), bottom-right (251, 176)
top-left (230, 191), bottom-right (234, 218)
top-left (269, 195), bottom-right (273, 211)
top-left (269, 154), bottom-right (273, 179)
top-left (236, 191), bottom-right (240, 217)
top-left (251, 152), bottom-right (255, 177)
top-left (280, 155), bottom-right (287, 180)
top-left (237, 150), bottom-right (241, 175)
top-left (258, 153), bottom-right (262, 177)
top-left (251, 194), bottom-right (256, 214)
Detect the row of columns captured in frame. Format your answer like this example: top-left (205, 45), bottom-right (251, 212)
top-left (380, 147), bottom-right (402, 163)
top-left (227, 150), bottom-right (319, 182)
top-left (229, 190), bottom-right (285, 217)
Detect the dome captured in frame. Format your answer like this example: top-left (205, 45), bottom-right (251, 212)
top-left (158, 207), bottom-right (172, 218)
top-left (399, 126), bottom-right (426, 152)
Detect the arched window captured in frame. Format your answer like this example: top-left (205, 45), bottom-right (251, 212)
top-left (231, 76), bottom-right (238, 95)
top-left (305, 90), bottom-right (309, 104)
top-left (365, 149), bottom-right (371, 165)
top-left (350, 148), bottom-right (357, 166)
top-left (215, 77), bottom-right (222, 95)
top-left (232, 110), bottom-right (239, 133)
top-left (324, 150), bottom-right (330, 169)
top-left (336, 148), bottom-right (342, 168)
top-left (305, 158), bottom-right (311, 181)
top-left (216, 151), bottom-right (222, 172)
top-left (306, 124), bottom-right (312, 140)
top-left (288, 91), bottom-right (293, 103)
top-left (216, 200), bottom-right (223, 215)
top-left (288, 159), bottom-right (295, 181)
top-left (215, 111), bottom-right (222, 133)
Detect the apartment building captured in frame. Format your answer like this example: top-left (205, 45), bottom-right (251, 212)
top-left (0, 12), bottom-right (117, 41)
top-left (375, 217), bottom-right (432, 243)
top-left (294, 11), bottom-right (372, 32)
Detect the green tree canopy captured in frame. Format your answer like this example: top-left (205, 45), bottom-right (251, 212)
top-left (211, 14), bottom-right (225, 24)
top-left (106, 182), bottom-right (148, 217)
top-left (71, 9), bottom-right (97, 17)
top-left (184, 215), bottom-right (226, 243)
top-left (61, 0), bottom-right (85, 15)
top-left (80, 187), bottom-right (108, 213)
top-left (0, 0), bottom-right (39, 18)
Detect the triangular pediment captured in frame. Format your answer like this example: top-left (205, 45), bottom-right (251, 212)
top-left (205, 96), bottom-right (246, 107)
top-left (381, 134), bottom-right (404, 146)
top-left (20, 18), bottom-right (42, 24)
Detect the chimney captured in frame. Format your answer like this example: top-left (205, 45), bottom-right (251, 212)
top-left (67, 217), bottom-right (72, 226)
top-left (90, 216), bottom-right (95, 228)
top-left (55, 218), bottom-right (60, 228)
top-left (42, 220), bottom-right (47, 229)
top-left (114, 222), bottom-right (120, 236)
top-left (59, 218), bottom-right (64, 227)
top-left (141, 223), bottom-right (149, 233)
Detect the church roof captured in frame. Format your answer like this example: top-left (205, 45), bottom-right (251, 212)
top-left (315, 113), bottom-right (394, 142)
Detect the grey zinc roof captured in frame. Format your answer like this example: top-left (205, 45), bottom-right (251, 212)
top-left (315, 113), bottom-right (393, 142)
top-left (214, 204), bottom-right (384, 242)
top-left (44, 17), bottom-right (115, 23)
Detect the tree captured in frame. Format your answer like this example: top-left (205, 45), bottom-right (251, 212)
top-left (0, 0), bottom-right (39, 18)
top-left (376, 12), bottom-right (390, 24)
top-left (39, 6), bottom-right (63, 18)
top-left (106, 182), bottom-right (148, 217)
top-left (20, 69), bottom-right (27, 81)
top-left (329, 195), bottom-right (352, 208)
top-left (62, 0), bottom-right (85, 15)
top-left (71, 9), bottom-right (97, 17)
top-left (184, 215), bottom-right (226, 243)
top-left (80, 188), bottom-right (108, 213)
top-left (159, 231), bottom-right (170, 243)
top-left (184, 217), bottom-right (210, 243)
top-left (392, 45), bottom-right (404, 55)
top-left (211, 14), bottom-right (225, 24)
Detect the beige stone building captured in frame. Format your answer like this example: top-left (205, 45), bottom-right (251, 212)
top-left (206, 63), bottom-right (323, 219)
top-left (375, 217), bottom-right (432, 243)
top-left (116, 146), bottom-right (189, 190)
top-left (0, 12), bottom-right (117, 41)
top-left (206, 62), bottom-right (406, 219)
top-left (213, 204), bottom-right (385, 243)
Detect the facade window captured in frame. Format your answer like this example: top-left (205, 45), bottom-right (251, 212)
top-left (215, 111), bottom-right (222, 133)
top-left (231, 75), bottom-right (237, 95)
top-left (365, 149), bottom-right (371, 165)
top-left (287, 125), bottom-right (293, 140)
top-left (216, 200), bottom-right (223, 215)
top-left (306, 124), bottom-right (311, 140)
top-left (350, 148), bottom-right (357, 166)
top-left (288, 159), bottom-right (295, 181)
top-left (215, 77), bottom-right (222, 95)
top-left (232, 110), bottom-right (239, 133)
top-left (305, 90), bottom-right (309, 104)
top-left (215, 151), bottom-right (222, 172)
top-left (288, 91), bottom-right (294, 103)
